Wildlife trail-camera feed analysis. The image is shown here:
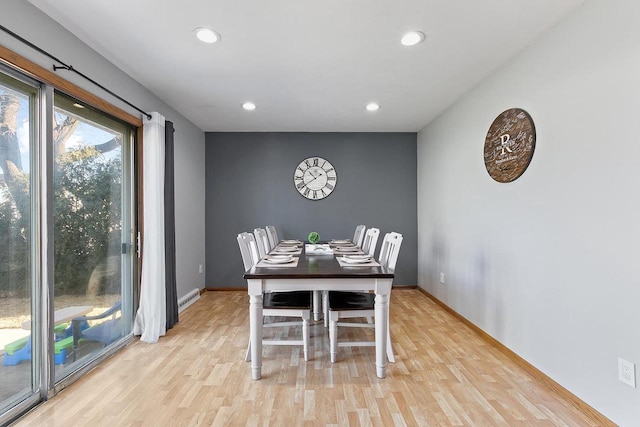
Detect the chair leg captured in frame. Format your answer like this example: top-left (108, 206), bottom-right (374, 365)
top-left (302, 311), bottom-right (310, 361)
top-left (328, 310), bottom-right (395, 363)
top-left (323, 291), bottom-right (329, 328)
top-left (245, 310), bottom-right (311, 362)
top-left (329, 311), bottom-right (339, 363)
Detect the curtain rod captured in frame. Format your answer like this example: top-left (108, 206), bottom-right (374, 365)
top-left (0, 24), bottom-right (152, 120)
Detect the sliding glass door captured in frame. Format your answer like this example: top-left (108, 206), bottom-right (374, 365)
top-left (0, 65), bottom-right (136, 422)
top-left (52, 92), bottom-right (134, 380)
top-left (0, 69), bottom-right (38, 416)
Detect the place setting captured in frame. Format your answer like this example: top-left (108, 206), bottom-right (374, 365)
top-left (328, 239), bottom-right (353, 248)
top-left (333, 245), bottom-right (364, 255)
top-left (272, 243), bottom-right (303, 255)
top-left (273, 245), bottom-right (300, 252)
top-left (256, 254), bottom-right (299, 267)
top-left (280, 239), bottom-right (302, 245)
top-left (336, 254), bottom-right (380, 267)
top-left (329, 239), bottom-right (351, 244)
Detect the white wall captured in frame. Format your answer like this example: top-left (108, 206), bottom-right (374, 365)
top-left (417, 1), bottom-right (640, 424)
top-left (2, 2), bottom-right (206, 299)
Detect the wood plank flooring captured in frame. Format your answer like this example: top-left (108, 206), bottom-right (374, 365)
top-left (16, 289), bottom-right (609, 426)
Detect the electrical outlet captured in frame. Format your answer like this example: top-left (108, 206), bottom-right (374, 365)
top-left (618, 357), bottom-right (636, 388)
top-left (198, 264), bottom-right (204, 274)
top-left (439, 272), bottom-right (445, 284)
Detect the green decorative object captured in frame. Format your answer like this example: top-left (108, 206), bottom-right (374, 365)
top-left (308, 231), bottom-right (320, 244)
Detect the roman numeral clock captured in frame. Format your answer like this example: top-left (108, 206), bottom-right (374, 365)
top-left (293, 156), bottom-right (337, 200)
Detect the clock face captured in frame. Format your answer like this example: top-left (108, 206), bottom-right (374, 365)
top-left (484, 108), bottom-right (536, 183)
top-left (293, 156), bottom-right (337, 200)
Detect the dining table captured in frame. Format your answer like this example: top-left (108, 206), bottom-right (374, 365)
top-left (244, 241), bottom-right (394, 380)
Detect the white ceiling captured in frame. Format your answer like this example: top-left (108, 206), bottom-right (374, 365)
top-left (29, 0), bottom-right (585, 132)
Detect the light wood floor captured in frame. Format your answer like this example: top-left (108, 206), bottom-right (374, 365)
top-left (17, 289), bottom-right (608, 426)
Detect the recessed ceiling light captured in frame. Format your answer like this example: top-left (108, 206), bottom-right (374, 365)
top-left (242, 102), bottom-right (256, 111)
top-left (72, 103), bottom-right (85, 109)
top-left (194, 27), bottom-right (220, 44)
top-left (400, 31), bottom-right (425, 46)
top-left (366, 102), bottom-right (380, 112)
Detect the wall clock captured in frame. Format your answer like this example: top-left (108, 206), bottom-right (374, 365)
top-left (484, 108), bottom-right (536, 183)
top-left (293, 156), bottom-right (337, 200)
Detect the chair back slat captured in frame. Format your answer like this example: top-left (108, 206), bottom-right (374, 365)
top-left (237, 232), bottom-right (259, 270)
top-left (265, 225), bottom-right (279, 249)
top-left (378, 232), bottom-right (403, 271)
top-left (353, 224), bottom-right (366, 248)
top-left (361, 227), bottom-right (380, 256)
top-left (253, 227), bottom-right (271, 259)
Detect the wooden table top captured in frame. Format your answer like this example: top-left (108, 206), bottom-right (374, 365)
top-left (244, 249), bottom-right (394, 280)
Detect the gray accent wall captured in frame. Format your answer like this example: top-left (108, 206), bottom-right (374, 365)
top-left (206, 132), bottom-right (417, 288)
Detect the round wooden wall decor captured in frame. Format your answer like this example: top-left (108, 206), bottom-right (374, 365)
top-left (484, 108), bottom-right (536, 183)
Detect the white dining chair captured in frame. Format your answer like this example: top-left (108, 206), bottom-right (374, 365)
top-left (237, 232), bottom-right (312, 362)
top-left (327, 232), bottom-right (403, 363)
top-left (378, 231), bottom-right (402, 271)
top-left (352, 224), bottom-right (366, 248)
top-left (321, 226), bottom-right (378, 327)
top-left (253, 227), bottom-right (271, 259)
top-left (361, 227), bottom-right (380, 257)
top-left (237, 232), bottom-right (259, 271)
top-left (265, 225), bottom-right (279, 249)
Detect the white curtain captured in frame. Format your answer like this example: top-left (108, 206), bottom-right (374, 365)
top-left (133, 112), bottom-right (166, 343)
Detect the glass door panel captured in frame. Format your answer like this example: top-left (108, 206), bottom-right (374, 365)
top-left (0, 60), bottom-right (136, 422)
top-left (0, 73), bottom-right (37, 412)
top-left (52, 93), bottom-right (133, 379)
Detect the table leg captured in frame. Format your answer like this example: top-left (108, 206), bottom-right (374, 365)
top-left (249, 293), bottom-right (263, 380)
top-left (374, 292), bottom-right (389, 379)
top-left (313, 290), bottom-right (322, 321)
